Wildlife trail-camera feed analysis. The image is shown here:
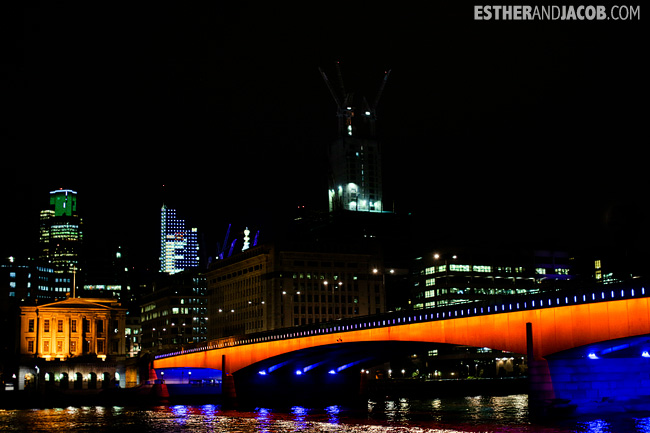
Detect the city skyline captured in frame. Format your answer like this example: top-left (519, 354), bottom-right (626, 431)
top-left (3, 3), bottom-right (646, 272)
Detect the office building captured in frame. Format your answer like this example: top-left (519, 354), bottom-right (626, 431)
top-left (38, 189), bottom-right (83, 294)
top-left (160, 204), bottom-right (199, 274)
top-left (139, 270), bottom-right (208, 353)
top-left (205, 241), bottom-right (386, 339)
top-left (410, 246), bottom-right (574, 309)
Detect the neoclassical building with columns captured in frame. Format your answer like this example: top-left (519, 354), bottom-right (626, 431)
top-left (18, 296), bottom-right (129, 390)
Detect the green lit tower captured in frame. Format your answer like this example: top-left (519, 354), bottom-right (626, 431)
top-left (38, 189), bottom-right (83, 296)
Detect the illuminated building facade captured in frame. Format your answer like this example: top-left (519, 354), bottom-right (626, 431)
top-left (38, 189), bottom-right (83, 294)
top-left (160, 204), bottom-right (199, 274)
top-left (19, 296), bottom-right (127, 361)
top-left (321, 64), bottom-right (390, 213)
top-left (206, 241), bottom-right (386, 339)
top-left (17, 296), bottom-right (128, 391)
top-left (411, 247), bottom-right (573, 309)
top-left (140, 270), bottom-right (208, 353)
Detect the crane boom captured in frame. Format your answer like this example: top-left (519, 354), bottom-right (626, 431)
top-left (319, 67), bottom-right (342, 108)
top-left (373, 69), bottom-right (391, 109)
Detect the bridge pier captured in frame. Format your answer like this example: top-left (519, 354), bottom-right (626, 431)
top-left (527, 322), bottom-right (650, 416)
top-left (221, 354), bottom-right (237, 406)
top-left (359, 371), bottom-right (368, 397)
top-left (526, 323), bottom-right (557, 416)
top-left (527, 358), bottom-right (558, 416)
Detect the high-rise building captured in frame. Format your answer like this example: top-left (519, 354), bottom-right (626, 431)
top-left (320, 63), bottom-right (390, 213)
top-left (160, 204), bottom-right (199, 274)
top-left (38, 189), bottom-right (83, 294)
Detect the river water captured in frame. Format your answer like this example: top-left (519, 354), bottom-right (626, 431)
top-left (2, 394), bottom-right (650, 432)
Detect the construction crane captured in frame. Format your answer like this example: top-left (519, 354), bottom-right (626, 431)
top-left (319, 62), bottom-right (391, 113)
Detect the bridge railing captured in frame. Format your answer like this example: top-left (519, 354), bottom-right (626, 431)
top-left (155, 280), bottom-right (649, 360)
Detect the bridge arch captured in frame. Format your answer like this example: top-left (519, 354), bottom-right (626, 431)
top-left (154, 297), bottom-right (650, 373)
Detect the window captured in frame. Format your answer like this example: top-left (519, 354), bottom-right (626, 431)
top-left (97, 340), bottom-right (105, 353)
top-left (44, 320), bottom-right (50, 333)
top-left (57, 340), bottom-right (63, 352)
top-left (473, 265), bottom-right (492, 273)
top-left (28, 340), bottom-right (34, 353)
top-left (70, 341), bottom-right (77, 353)
top-left (71, 320), bottom-right (77, 333)
top-left (28, 319), bottom-right (34, 333)
top-left (58, 320), bottom-right (63, 332)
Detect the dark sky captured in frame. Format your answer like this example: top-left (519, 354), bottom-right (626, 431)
top-left (2, 2), bottom-right (647, 270)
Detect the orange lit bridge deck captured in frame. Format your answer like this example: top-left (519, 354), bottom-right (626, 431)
top-left (154, 285), bottom-right (650, 375)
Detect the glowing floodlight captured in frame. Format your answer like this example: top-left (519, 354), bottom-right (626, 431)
top-left (588, 352), bottom-right (599, 359)
top-left (642, 351), bottom-right (650, 358)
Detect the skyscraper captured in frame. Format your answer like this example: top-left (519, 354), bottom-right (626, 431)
top-left (38, 189), bottom-right (83, 294)
top-left (321, 63), bottom-right (391, 213)
top-left (160, 204), bottom-right (199, 274)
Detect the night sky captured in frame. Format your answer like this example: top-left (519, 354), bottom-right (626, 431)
top-left (2, 2), bottom-right (647, 271)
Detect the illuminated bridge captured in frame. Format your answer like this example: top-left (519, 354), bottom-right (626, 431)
top-left (153, 282), bottom-right (650, 413)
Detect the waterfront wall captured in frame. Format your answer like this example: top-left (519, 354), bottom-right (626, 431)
top-left (17, 362), bottom-right (126, 391)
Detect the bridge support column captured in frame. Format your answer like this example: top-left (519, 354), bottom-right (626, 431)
top-left (526, 322), bottom-right (556, 417)
top-left (528, 358), bottom-right (556, 416)
top-left (148, 364), bottom-right (169, 400)
top-left (221, 354), bottom-right (237, 406)
top-left (359, 371), bottom-right (367, 397)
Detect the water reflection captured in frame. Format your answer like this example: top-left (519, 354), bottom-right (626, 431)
top-left (291, 405), bottom-right (309, 430)
top-left (325, 405), bottom-right (340, 424)
top-left (255, 407), bottom-right (272, 433)
top-left (578, 419), bottom-right (611, 433)
top-left (3, 396), bottom-right (650, 433)
top-left (636, 417), bottom-right (650, 433)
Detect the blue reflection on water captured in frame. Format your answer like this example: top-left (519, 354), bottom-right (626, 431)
top-left (578, 419), bottom-right (611, 432)
top-left (255, 407), bottom-right (273, 433)
top-left (291, 406), bottom-right (309, 430)
top-left (636, 417), bottom-right (650, 433)
top-left (325, 405), bottom-right (340, 424)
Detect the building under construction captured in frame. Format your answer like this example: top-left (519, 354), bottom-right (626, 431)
top-left (320, 63), bottom-right (391, 214)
